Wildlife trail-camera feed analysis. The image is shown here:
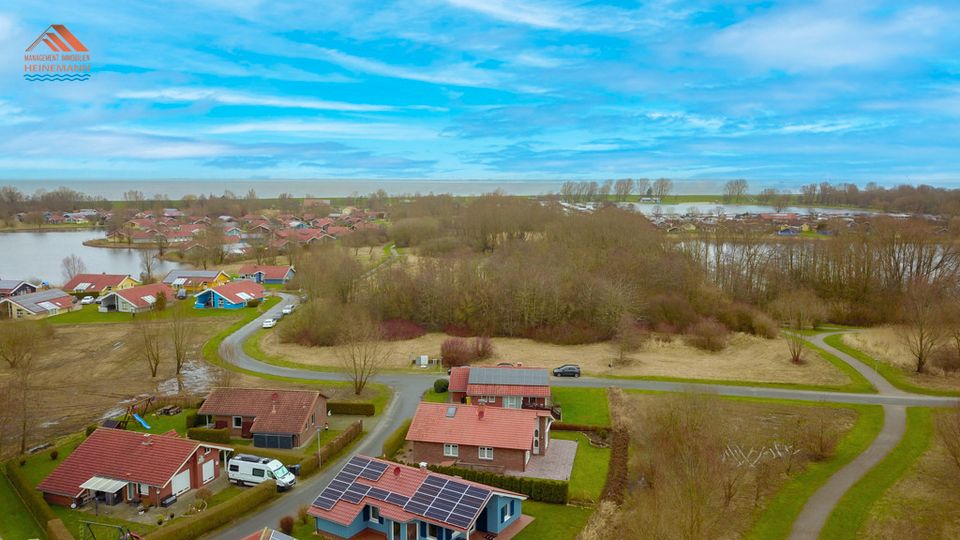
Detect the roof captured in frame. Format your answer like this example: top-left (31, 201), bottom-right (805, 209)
top-left (309, 455), bottom-right (524, 533)
top-left (448, 367), bottom-right (470, 392)
top-left (111, 283), bottom-right (176, 309)
top-left (63, 274), bottom-right (133, 293)
top-left (237, 265), bottom-right (294, 280)
top-left (196, 281), bottom-right (265, 305)
top-left (241, 528), bottom-right (297, 540)
top-left (407, 402), bottom-right (547, 450)
top-left (37, 429), bottom-right (232, 498)
top-left (0, 280), bottom-right (34, 294)
top-left (198, 387), bottom-right (326, 435)
top-left (162, 269), bottom-right (228, 285)
top-left (2, 289), bottom-right (73, 314)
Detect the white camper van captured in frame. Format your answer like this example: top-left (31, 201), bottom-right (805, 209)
top-left (227, 454), bottom-right (297, 490)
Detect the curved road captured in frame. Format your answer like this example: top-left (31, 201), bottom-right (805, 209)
top-left (212, 297), bottom-right (956, 539)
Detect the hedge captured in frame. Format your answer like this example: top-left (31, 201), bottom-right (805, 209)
top-left (553, 422), bottom-right (607, 433)
top-left (4, 460), bottom-right (57, 525)
top-left (184, 412), bottom-right (201, 430)
top-left (328, 401), bottom-right (376, 416)
top-left (186, 427), bottom-right (231, 444)
top-left (600, 428), bottom-right (628, 504)
top-left (320, 421), bottom-right (363, 464)
top-left (382, 419), bottom-right (412, 459)
top-left (47, 519), bottom-right (74, 540)
top-left (423, 463), bottom-right (567, 504)
top-left (144, 480), bottom-right (278, 540)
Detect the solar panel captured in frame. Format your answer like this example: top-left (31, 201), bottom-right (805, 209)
top-left (312, 495), bottom-right (337, 511)
top-left (405, 501), bottom-right (429, 515)
top-left (466, 486), bottom-right (491, 499)
top-left (341, 490), bottom-right (365, 504)
top-left (368, 487), bottom-right (390, 501)
top-left (425, 507), bottom-right (451, 522)
top-left (386, 493), bottom-right (409, 506)
top-left (448, 514), bottom-right (474, 529)
top-left (348, 456), bottom-right (371, 468)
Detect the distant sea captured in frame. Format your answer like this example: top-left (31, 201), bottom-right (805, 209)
top-left (1, 179), bottom-right (727, 200)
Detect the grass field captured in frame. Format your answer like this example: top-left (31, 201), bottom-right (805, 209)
top-left (820, 407), bottom-right (934, 539)
top-left (514, 501), bottom-right (594, 540)
top-left (0, 471), bottom-right (46, 540)
top-left (126, 408), bottom-right (195, 436)
top-left (826, 334), bottom-right (960, 397)
top-left (422, 388), bottom-right (448, 403)
top-left (551, 387), bottom-right (610, 426)
top-left (551, 431), bottom-right (610, 503)
top-left (49, 301), bottom-right (245, 324)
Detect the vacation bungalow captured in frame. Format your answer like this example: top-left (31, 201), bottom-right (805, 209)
top-left (37, 428), bottom-right (232, 508)
top-left (237, 264), bottom-right (296, 285)
top-left (0, 289), bottom-right (77, 319)
top-left (0, 279), bottom-right (37, 298)
top-left (448, 367), bottom-right (552, 410)
top-left (406, 403), bottom-right (552, 473)
top-left (98, 283), bottom-right (176, 313)
top-left (193, 281), bottom-right (265, 309)
top-left (161, 269), bottom-right (231, 295)
top-left (198, 387), bottom-right (327, 449)
top-left (63, 273), bottom-right (140, 297)
top-left (310, 455), bottom-right (529, 540)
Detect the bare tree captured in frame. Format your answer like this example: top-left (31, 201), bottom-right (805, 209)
top-left (139, 248), bottom-right (158, 283)
top-left (652, 178), bottom-right (673, 202)
top-left (133, 316), bottom-right (163, 377)
top-left (0, 320), bottom-right (52, 368)
top-left (938, 404), bottom-right (960, 481)
top-left (635, 178), bottom-right (651, 197)
top-left (61, 253), bottom-right (86, 282)
top-left (336, 312), bottom-right (392, 395)
top-left (723, 179), bottom-right (748, 203)
top-left (170, 304), bottom-right (192, 377)
top-left (0, 378), bottom-right (15, 457)
top-left (770, 289), bottom-right (827, 364)
top-left (899, 281), bottom-right (947, 373)
top-left (613, 179), bottom-right (634, 201)
top-left (612, 315), bottom-right (647, 367)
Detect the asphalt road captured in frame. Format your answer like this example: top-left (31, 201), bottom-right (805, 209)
top-left (211, 296), bottom-right (958, 539)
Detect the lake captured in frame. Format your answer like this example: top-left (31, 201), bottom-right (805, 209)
top-left (0, 230), bottom-right (183, 284)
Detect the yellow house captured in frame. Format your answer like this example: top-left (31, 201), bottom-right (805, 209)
top-left (161, 269), bottom-right (231, 294)
top-left (62, 274), bottom-right (141, 296)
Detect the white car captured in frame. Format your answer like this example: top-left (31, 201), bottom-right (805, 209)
top-left (80, 296), bottom-right (96, 305)
top-left (262, 318), bottom-right (277, 328)
top-left (227, 454), bottom-right (297, 490)
top-left (281, 305), bottom-right (295, 315)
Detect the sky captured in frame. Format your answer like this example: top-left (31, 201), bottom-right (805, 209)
top-left (1, 0), bottom-right (959, 188)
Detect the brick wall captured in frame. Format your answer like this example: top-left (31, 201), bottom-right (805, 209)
top-left (412, 441), bottom-right (527, 472)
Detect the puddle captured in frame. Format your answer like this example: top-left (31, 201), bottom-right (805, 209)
top-left (156, 361), bottom-right (216, 395)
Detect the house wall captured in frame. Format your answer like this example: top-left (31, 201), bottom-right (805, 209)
top-left (315, 511), bottom-right (368, 539)
top-left (479, 495), bottom-right (522, 534)
top-left (43, 493), bottom-right (77, 507)
top-left (212, 414), bottom-right (256, 437)
top-left (412, 441), bottom-right (527, 472)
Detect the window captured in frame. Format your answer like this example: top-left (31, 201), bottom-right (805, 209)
top-left (426, 523), bottom-right (439, 540)
top-left (501, 501), bottom-right (513, 522)
top-left (203, 447), bottom-right (211, 455)
top-left (443, 444), bottom-right (459, 457)
top-left (503, 396), bottom-right (521, 409)
top-left (369, 506), bottom-right (381, 522)
top-left (232, 416), bottom-right (242, 429)
top-left (311, 414), bottom-right (316, 425)
top-left (252, 468), bottom-right (265, 478)
top-left (479, 447), bottom-right (494, 460)
top-left (229, 464), bottom-right (239, 472)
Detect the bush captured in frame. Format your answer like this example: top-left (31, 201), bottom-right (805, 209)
top-left (433, 378), bottom-right (449, 393)
top-left (441, 338), bottom-right (475, 367)
top-left (247, 298), bottom-right (262, 308)
top-left (382, 419), bottom-right (412, 459)
top-left (194, 488), bottom-right (212, 502)
top-left (298, 504), bottom-right (310, 525)
top-left (553, 422), bottom-right (604, 432)
top-left (647, 293), bottom-right (698, 331)
top-left (49, 449), bottom-right (58, 460)
top-left (279, 516), bottom-right (294, 535)
top-left (184, 413), bottom-right (202, 430)
top-left (443, 323), bottom-right (474, 337)
top-left (187, 427), bottom-right (231, 444)
top-left (380, 319), bottom-right (426, 341)
top-left (931, 347), bottom-right (960, 373)
top-left (524, 321), bottom-right (612, 345)
top-left (327, 401), bottom-right (376, 416)
top-left (144, 480), bottom-right (278, 540)
top-left (277, 299), bottom-right (341, 346)
top-left (85, 424), bottom-right (98, 437)
top-left (685, 318), bottom-right (730, 352)
top-left (474, 336), bottom-right (494, 359)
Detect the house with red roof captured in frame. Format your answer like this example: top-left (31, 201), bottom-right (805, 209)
top-left (406, 402), bottom-right (553, 473)
top-left (193, 281), bottom-right (265, 309)
top-left (448, 367), bottom-right (553, 411)
top-left (309, 455), bottom-right (530, 540)
top-left (98, 283), bottom-right (176, 313)
top-left (198, 387), bottom-right (327, 449)
top-left (63, 273), bottom-right (140, 297)
top-left (0, 289), bottom-right (77, 319)
top-left (37, 428), bottom-right (232, 508)
top-left (238, 264), bottom-right (296, 285)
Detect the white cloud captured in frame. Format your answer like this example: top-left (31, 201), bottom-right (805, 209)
top-left (309, 46), bottom-right (502, 88)
top-left (115, 88), bottom-right (436, 112)
top-left (206, 120), bottom-right (438, 140)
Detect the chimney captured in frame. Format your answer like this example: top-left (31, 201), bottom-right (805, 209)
top-left (478, 404), bottom-right (485, 420)
top-left (419, 462), bottom-right (428, 471)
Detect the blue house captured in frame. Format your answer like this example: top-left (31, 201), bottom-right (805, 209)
top-left (238, 264), bottom-right (296, 285)
top-left (193, 281), bottom-right (265, 309)
top-left (309, 455), bottom-right (528, 540)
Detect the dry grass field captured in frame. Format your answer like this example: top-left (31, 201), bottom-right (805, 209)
top-left (844, 329), bottom-right (960, 392)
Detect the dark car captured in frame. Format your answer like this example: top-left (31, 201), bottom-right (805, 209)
top-left (553, 364), bottom-right (581, 377)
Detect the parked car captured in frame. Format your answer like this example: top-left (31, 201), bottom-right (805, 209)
top-left (553, 364), bottom-right (581, 377)
top-left (281, 304), bottom-right (295, 315)
top-left (262, 318), bottom-right (277, 328)
top-left (227, 454), bottom-right (297, 490)
top-left (79, 296), bottom-right (95, 305)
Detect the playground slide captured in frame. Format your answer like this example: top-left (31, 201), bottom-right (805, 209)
top-left (132, 413), bottom-right (151, 430)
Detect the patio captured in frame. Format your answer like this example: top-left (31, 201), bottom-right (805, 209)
top-left (469, 515), bottom-right (535, 540)
top-left (73, 475), bottom-right (230, 525)
top-left (504, 439), bottom-right (577, 481)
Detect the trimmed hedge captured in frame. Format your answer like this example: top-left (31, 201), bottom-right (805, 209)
top-left (600, 428), bottom-right (628, 504)
top-left (184, 413), bottom-right (201, 430)
top-left (328, 401), bottom-right (376, 416)
top-left (553, 422), bottom-right (607, 432)
top-left (382, 419), bottom-right (412, 459)
top-left (4, 460), bottom-right (57, 525)
top-left (145, 480), bottom-right (278, 540)
top-left (186, 427), bottom-right (231, 444)
top-left (424, 463), bottom-right (567, 504)
top-left (320, 421), bottom-right (363, 464)
top-left (48, 519), bottom-right (74, 540)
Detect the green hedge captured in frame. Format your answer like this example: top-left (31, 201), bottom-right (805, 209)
top-left (553, 422), bottom-right (607, 433)
top-left (184, 413), bottom-right (201, 430)
top-left (186, 427), bottom-right (231, 444)
top-left (144, 480), bottom-right (278, 540)
top-left (321, 421), bottom-right (363, 464)
top-left (47, 518), bottom-right (74, 540)
top-left (600, 428), bottom-right (628, 504)
top-left (382, 419), bottom-right (412, 459)
top-left (328, 401), bottom-right (376, 416)
top-left (424, 463), bottom-right (567, 504)
top-left (4, 460), bottom-right (58, 525)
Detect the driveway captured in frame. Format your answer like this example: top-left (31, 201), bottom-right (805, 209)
top-left (505, 439), bottom-right (577, 482)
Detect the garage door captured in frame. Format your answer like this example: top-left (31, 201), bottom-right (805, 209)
top-left (202, 460), bottom-right (215, 484)
top-left (172, 469), bottom-right (191, 495)
top-left (254, 434), bottom-right (294, 449)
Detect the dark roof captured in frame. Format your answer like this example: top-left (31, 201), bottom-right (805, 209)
top-left (2, 289), bottom-right (74, 313)
top-left (467, 367), bottom-right (549, 387)
top-left (198, 388), bottom-right (326, 435)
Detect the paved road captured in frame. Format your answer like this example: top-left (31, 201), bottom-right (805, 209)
top-left (212, 301), bottom-right (956, 539)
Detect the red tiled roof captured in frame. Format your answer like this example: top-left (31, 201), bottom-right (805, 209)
top-left (37, 429), bottom-right (229, 498)
top-left (198, 387), bottom-right (326, 435)
top-left (201, 281), bottom-right (265, 304)
top-left (407, 402), bottom-right (546, 450)
top-left (467, 383), bottom-right (551, 398)
top-left (448, 367), bottom-right (469, 392)
top-left (63, 273), bottom-right (132, 293)
top-left (238, 265), bottom-right (293, 280)
top-left (113, 283), bottom-right (176, 309)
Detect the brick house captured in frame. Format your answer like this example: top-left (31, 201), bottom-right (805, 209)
top-left (198, 388), bottom-right (327, 449)
top-left (406, 403), bottom-right (553, 473)
top-left (448, 367), bottom-right (552, 410)
top-left (37, 429), bottom-right (232, 508)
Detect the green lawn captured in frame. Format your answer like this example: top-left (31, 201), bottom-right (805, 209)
top-left (823, 334), bottom-right (960, 397)
top-left (0, 472), bottom-right (46, 540)
top-left (551, 387), bottom-right (610, 426)
top-left (551, 431), bottom-right (610, 503)
top-left (53, 505), bottom-right (157, 537)
top-left (746, 403), bottom-right (885, 540)
top-left (422, 389), bottom-right (448, 403)
top-left (514, 501), bottom-right (594, 540)
top-left (49, 300), bottom-right (250, 324)
top-left (820, 407), bottom-right (934, 539)
top-left (126, 409), bottom-right (196, 436)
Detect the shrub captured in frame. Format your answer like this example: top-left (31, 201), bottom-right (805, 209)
top-left (327, 401), bottom-right (376, 416)
top-left (85, 424), bottom-right (98, 437)
top-left (298, 504), bottom-right (310, 525)
top-left (47, 519), bottom-right (73, 540)
top-left (685, 318), bottom-right (730, 352)
top-left (277, 299), bottom-right (341, 346)
top-left (524, 321), bottom-right (612, 345)
top-left (279, 516), bottom-right (294, 535)
top-left (194, 488), bottom-right (212, 502)
top-left (553, 422), bottom-right (604, 432)
top-left (433, 378), bottom-right (449, 393)
top-left (441, 338), bottom-right (475, 367)
top-left (474, 336), bottom-right (494, 359)
top-left (144, 480), bottom-right (278, 540)
top-left (382, 419), bottom-right (412, 459)
top-left (751, 311), bottom-right (780, 339)
top-left (49, 449), bottom-right (58, 460)
top-left (187, 427), bottom-right (231, 444)
top-left (184, 413), bottom-right (202, 430)
top-left (646, 293), bottom-right (698, 331)
top-left (931, 347), bottom-right (960, 373)
top-left (600, 428), bottom-right (629, 504)
top-left (380, 319), bottom-right (426, 341)
top-left (247, 298), bottom-right (262, 308)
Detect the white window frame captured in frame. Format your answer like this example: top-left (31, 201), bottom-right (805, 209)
top-left (426, 523), bottom-right (439, 540)
top-left (443, 443), bottom-right (459, 457)
top-left (503, 396), bottom-right (521, 409)
top-left (479, 447), bottom-right (494, 460)
top-left (479, 395), bottom-right (496, 404)
top-left (370, 506), bottom-right (381, 522)
top-left (232, 416), bottom-right (242, 429)
top-left (501, 501), bottom-right (512, 522)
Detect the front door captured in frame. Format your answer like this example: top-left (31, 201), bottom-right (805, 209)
top-left (393, 521), bottom-right (402, 540)
top-left (202, 460), bottom-right (215, 483)
top-left (126, 483), bottom-right (136, 501)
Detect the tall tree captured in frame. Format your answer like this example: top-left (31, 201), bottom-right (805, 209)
top-left (336, 311), bottom-right (392, 395)
top-left (133, 316), bottom-right (163, 377)
top-left (771, 289), bottom-right (826, 364)
top-left (139, 248), bottom-right (158, 283)
top-left (170, 305), bottom-right (192, 379)
top-left (723, 179), bottom-right (749, 203)
top-left (613, 178), bottom-right (634, 201)
top-left (0, 320), bottom-right (52, 368)
top-left (652, 178), bottom-right (673, 201)
top-left (899, 280), bottom-right (947, 373)
top-left (60, 253), bottom-right (86, 283)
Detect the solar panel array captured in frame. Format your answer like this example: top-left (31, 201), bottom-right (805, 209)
top-left (468, 366), bottom-right (548, 386)
top-left (312, 456), bottom-right (389, 510)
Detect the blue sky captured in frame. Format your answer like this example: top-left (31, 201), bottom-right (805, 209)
top-left (1, 0), bottom-right (959, 187)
